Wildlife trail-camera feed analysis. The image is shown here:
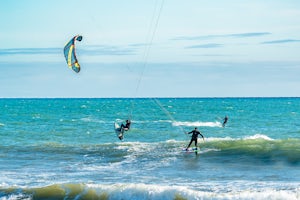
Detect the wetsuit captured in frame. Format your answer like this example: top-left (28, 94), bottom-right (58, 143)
top-left (118, 121), bottom-right (131, 140)
top-left (223, 116), bottom-right (228, 127)
top-left (120, 122), bottom-right (131, 131)
top-left (186, 129), bottom-right (204, 149)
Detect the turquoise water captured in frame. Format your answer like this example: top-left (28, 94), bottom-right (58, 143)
top-left (0, 98), bottom-right (299, 199)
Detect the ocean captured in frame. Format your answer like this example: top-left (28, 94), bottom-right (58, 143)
top-left (0, 98), bottom-right (299, 200)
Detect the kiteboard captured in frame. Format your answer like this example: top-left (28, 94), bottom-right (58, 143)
top-left (114, 122), bottom-right (124, 140)
top-left (182, 147), bottom-right (199, 154)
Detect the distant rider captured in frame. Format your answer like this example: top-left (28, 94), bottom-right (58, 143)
top-left (222, 116), bottom-right (228, 127)
top-left (186, 127), bottom-right (204, 150)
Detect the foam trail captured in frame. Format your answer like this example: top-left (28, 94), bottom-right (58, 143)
top-left (172, 121), bottom-right (222, 127)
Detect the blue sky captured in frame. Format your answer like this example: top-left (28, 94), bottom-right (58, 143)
top-left (0, 0), bottom-right (300, 97)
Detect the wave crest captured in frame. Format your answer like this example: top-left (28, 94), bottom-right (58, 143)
top-left (1, 183), bottom-right (299, 200)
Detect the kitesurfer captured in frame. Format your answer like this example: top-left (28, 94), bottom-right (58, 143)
top-left (222, 116), bottom-right (228, 127)
top-left (186, 127), bottom-right (204, 151)
top-left (120, 119), bottom-right (131, 132)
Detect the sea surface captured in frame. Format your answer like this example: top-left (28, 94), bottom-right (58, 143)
top-left (0, 98), bottom-right (299, 200)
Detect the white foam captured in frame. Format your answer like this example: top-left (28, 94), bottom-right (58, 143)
top-left (83, 182), bottom-right (300, 200)
top-left (205, 136), bottom-right (235, 141)
top-left (205, 135), bottom-right (275, 142)
top-left (244, 134), bottom-right (274, 141)
top-left (0, 194), bottom-right (32, 200)
top-left (165, 139), bottom-right (177, 143)
top-left (172, 121), bottom-right (222, 128)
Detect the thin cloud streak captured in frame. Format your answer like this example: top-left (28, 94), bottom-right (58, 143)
top-left (0, 45), bottom-right (137, 56)
top-left (80, 45), bottom-right (137, 56)
top-left (173, 32), bottom-right (271, 41)
top-left (261, 39), bottom-right (300, 44)
top-left (0, 48), bottom-right (60, 55)
top-left (186, 43), bottom-right (223, 49)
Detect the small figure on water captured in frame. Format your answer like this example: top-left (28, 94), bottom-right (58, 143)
top-left (222, 115), bottom-right (228, 127)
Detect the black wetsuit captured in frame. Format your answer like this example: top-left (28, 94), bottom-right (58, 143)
top-left (223, 116), bottom-right (228, 127)
top-left (118, 122), bottom-right (131, 140)
top-left (120, 122), bottom-right (131, 130)
top-left (187, 129), bottom-right (204, 149)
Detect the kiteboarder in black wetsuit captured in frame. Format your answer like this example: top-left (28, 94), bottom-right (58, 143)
top-left (222, 116), bottom-right (228, 127)
top-left (117, 120), bottom-right (131, 140)
top-left (120, 120), bottom-right (131, 132)
top-left (186, 127), bottom-right (204, 151)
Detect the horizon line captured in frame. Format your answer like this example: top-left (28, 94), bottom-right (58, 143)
top-left (0, 96), bottom-right (299, 99)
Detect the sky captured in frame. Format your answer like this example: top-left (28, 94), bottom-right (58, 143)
top-left (0, 0), bottom-right (300, 98)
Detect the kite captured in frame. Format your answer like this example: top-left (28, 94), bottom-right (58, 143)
top-left (63, 35), bottom-right (82, 73)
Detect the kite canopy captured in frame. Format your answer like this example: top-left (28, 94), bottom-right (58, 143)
top-left (63, 35), bottom-right (82, 73)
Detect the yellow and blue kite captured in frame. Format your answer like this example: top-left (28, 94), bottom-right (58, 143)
top-left (63, 35), bottom-right (82, 73)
